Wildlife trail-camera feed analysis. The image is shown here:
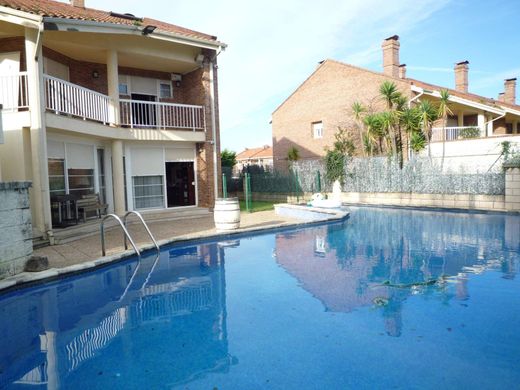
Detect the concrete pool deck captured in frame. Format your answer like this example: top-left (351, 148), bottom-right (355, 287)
top-left (0, 207), bottom-right (349, 292)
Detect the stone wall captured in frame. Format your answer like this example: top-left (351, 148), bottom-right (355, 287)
top-left (0, 182), bottom-right (32, 278)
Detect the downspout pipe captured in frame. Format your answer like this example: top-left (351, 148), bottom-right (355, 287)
top-left (209, 59), bottom-right (218, 202)
top-left (408, 88), bottom-right (424, 108)
top-left (484, 112), bottom-right (506, 137)
top-left (208, 47), bottom-right (223, 202)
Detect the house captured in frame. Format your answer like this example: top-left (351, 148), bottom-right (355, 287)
top-left (271, 35), bottom-right (520, 172)
top-left (235, 145), bottom-right (273, 173)
top-left (0, 0), bottom-right (226, 240)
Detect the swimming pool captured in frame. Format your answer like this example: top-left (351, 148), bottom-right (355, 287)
top-left (1, 206), bottom-right (519, 389)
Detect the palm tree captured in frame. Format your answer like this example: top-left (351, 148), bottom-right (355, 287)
top-left (400, 106), bottom-right (421, 159)
top-left (417, 100), bottom-right (438, 158)
top-left (352, 101), bottom-right (366, 157)
top-left (379, 81), bottom-right (400, 109)
top-left (437, 89), bottom-right (453, 170)
top-left (379, 81), bottom-right (401, 159)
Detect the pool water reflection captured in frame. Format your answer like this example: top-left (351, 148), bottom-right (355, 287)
top-left (1, 207), bottom-right (519, 389)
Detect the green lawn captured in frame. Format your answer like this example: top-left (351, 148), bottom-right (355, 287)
top-left (239, 200), bottom-right (276, 212)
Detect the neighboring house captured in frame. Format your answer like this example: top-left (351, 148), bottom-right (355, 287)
top-left (271, 35), bottom-right (520, 172)
top-left (235, 145), bottom-right (273, 173)
top-left (0, 0), bottom-right (226, 239)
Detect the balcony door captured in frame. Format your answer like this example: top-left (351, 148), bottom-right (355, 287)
top-left (131, 93), bottom-right (157, 127)
top-left (165, 162), bottom-right (196, 207)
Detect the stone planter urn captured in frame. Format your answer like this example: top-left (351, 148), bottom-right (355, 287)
top-left (214, 197), bottom-right (241, 230)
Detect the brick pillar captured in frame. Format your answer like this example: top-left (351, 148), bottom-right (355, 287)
top-left (505, 166), bottom-right (520, 211)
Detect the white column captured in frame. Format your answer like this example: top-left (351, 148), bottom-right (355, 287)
top-left (111, 140), bottom-right (125, 215)
top-left (457, 111), bottom-right (464, 127)
top-left (25, 26), bottom-right (52, 237)
top-left (477, 112), bottom-right (486, 137)
top-left (106, 50), bottom-right (119, 126)
top-left (486, 114), bottom-right (494, 137)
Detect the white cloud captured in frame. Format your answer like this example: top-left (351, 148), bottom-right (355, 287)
top-left (86, 0), bottom-right (451, 151)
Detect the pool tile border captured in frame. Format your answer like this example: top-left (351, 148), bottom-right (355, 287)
top-left (0, 207), bottom-right (349, 294)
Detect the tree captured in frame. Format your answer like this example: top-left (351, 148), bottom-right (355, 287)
top-left (287, 146), bottom-right (300, 163)
top-left (221, 149), bottom-right (237, 168)
top-left (352, 101), bottom-right (366, 157)
top-left (324, 127), bottom-right (355, 185)
top-left (437, 89), bottom-right (453, 169)
top-left (417, 100), bottom-right (439, 158)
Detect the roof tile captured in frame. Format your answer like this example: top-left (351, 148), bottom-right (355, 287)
top-left (0, 0), bottom-right (217, 42)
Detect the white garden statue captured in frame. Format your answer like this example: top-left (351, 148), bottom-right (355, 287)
top-left (310, 180), bottom-right (342, 209)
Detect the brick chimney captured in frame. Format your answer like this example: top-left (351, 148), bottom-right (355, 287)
top-left (504, 78), bottom-right (517, 105)
top-left (454, 60), bottom-right (469, 93)
top-left (498, 92), bottom-right (505, 102)
top-left (398, 64), bottom-right (406, 79)
top-left (70, 0), bottom-right (85, 7)
top-left (382, 35), bottom-right (400, 78)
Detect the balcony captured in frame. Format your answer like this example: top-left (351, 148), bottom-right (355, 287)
top-left (119, 99), bottom-right (205, 131)
top-left (42, 75), bottom-right (205, 131)
top-left (431, 126), bottom-right (485, 142)
top-left (0, 72), bottom-right (28, 111)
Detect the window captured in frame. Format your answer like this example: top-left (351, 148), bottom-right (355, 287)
top-left (48, 159), bottom-right (66, 197)
top-left (313, 122), bottom-right (323, 139)
top-left (133, 176), bottom-right (164, 209)
top-left (68, 168), bottom-right (95, 197)
top-left (159, 82), bottom-right (172, 98)
top-left (119, 83), bottom-right (128, 95)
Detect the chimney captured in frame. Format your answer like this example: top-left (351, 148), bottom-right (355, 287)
top-left (382, 35), bottom-right (400, 78)
top-left (70, 0), bottom-right (85, 7)
top-left (498, 92), bottom-right (505, 102)
top-left (454, 60), bottom-right (469, 93)
top-left (504, 78), bottom-right (517, 104)
top-left (398, 64), bottom-right (406, 79)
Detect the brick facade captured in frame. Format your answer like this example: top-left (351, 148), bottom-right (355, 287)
top-left (0, 37), bottom-right (26, 71)
top-left (271, 60), bottom-right (411, 171)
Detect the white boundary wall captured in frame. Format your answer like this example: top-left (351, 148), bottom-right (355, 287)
top-left (427, 136), bottom-right (520, 172)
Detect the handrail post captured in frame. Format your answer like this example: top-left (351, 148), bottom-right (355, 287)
top-left (123, 210), bottom-right (160, 252)
top-left (100, 214), bottom-right (141, 257)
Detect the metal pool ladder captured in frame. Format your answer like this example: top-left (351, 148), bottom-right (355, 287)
top-left (100, 211), bottom-right (159, 256)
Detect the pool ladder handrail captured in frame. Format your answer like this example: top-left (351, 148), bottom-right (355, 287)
top-left (123, 211), bottom-right (160, 253)
top-left (101, 214), bottom-right (141, 257)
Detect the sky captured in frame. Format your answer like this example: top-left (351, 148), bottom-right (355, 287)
top-left (83, 0), bottom-right (520, 153)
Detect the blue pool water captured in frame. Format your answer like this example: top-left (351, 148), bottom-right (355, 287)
top-left (1, 207), bottom-right (520, 389)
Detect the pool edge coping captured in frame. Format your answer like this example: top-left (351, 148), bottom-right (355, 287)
top-left (0, 208), bottom-right (349, 294)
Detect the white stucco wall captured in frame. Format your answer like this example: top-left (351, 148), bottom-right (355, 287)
top-left (425, 136), bottom-right (520, 172)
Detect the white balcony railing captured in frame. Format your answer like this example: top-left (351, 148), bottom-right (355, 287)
top-left (431, 126), bottom-right (484, 142)
top-left (44, 74), bottom-right (110, 124)
top-left (0, 72), bottom-right (28, 111)
top-left (120, 99), bottom-right (205, 131)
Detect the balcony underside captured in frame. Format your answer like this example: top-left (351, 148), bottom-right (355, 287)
top-left (45, 113), bottom-right (206, 142)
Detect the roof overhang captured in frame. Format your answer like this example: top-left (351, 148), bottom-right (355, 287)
top-left (0, 5), bottom-right (42, 28)
top-left (411, 85), bottom-right (505, 116)
top-left (42, 17), bottom-right (226, 51)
